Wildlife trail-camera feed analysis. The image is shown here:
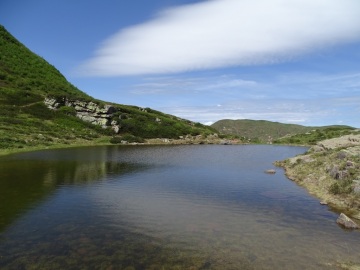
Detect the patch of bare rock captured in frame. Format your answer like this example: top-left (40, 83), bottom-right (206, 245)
top-left (314, 134), bottom-right (360, 151)
top-left (336, 213), bottom-right (359, 229)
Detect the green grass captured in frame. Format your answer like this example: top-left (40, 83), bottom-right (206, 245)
top-left (274, 126), bottom-right (357, 145)
top-left (211, 119), bottom-right (315, 142)
top-left (0, 24), bottom-right (217, 153)
top-left (211, 119), bottom-right (356, 144)
top-left (276, 144), bottom-right (360, 218)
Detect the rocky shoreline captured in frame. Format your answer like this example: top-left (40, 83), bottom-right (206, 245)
top-left (275, 134), bottom-right (360, 227)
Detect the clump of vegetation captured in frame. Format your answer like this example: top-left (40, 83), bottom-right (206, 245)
top-left (58, 106), bottom-right (77, 116)
top-left (329, 180), bottom-right (353, 195)
top-left (110, 134), bottom-right (145, 144)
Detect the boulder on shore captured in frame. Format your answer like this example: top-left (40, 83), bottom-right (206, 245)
top-left (336, 213), bottom-right (359, 229)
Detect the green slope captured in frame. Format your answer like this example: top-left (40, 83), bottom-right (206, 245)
top-left (211, 119), bottom-right (355, 144)
top-left (211, 119), bottom-right (314, 142)
top-left (0, 26), bottom-right (91, 102)
top-left (0, 25), bottom-right (216, 151)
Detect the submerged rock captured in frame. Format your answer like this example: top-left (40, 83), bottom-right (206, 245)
top-left (320, 201), bottom-right (328, 205)
top-left (336, 213), bottom-right (359, 229)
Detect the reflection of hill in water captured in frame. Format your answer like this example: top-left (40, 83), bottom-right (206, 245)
top-left (0, 153), bottom-right (145, 232)
top-left (43, 161), bottom-right (139, 186)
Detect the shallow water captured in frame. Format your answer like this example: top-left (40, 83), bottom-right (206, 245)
top-left (0, 145), bottom-right (359, 269)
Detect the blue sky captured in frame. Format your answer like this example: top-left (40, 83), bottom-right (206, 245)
top-left (1, 0), bottom-right (360, 127)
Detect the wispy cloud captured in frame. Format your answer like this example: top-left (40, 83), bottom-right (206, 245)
top-left (128, 71), bottom-right (360, 127)
top-left (78, 0), bottom-right (360, 76)
top-left (159, 96), bottom-right (360, 127)
top-left (130, 75), bottom-right (258, 95)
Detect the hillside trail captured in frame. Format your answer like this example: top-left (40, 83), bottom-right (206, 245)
top-left (19, 101), bottom-right (43, 108)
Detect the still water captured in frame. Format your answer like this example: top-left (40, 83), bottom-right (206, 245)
top-left (0, 145), bottom-right (359, 269)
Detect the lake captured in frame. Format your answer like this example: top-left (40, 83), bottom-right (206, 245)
top-left (0, 145), bottom-right (359, 269)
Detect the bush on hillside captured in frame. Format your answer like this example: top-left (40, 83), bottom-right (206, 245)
top-left (110, 134), bottom-right (145, 144)
top-left (58, 106), bottom-right (76, 116)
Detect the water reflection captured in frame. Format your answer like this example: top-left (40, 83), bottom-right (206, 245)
top-left (0, 145), bottom-right (359, 269)
top-left (0, 146), bottom-right (145, 231)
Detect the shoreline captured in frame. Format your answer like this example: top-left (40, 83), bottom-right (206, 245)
top-left (275, 134), bottom-right (360, 222)
top-left (0, 136), bottom-right (248, 157)
top-left (277, 161), bottom-right (360, 220)
top-left (0, 137), bottom-right (114, 157)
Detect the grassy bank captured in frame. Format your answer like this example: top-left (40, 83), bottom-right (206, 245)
top-left (0, 136), bottom-right (114, 157)
top-left (0, 133), bottom-right (244, 157)
top-left (275, 134), bottom-right (360, 221)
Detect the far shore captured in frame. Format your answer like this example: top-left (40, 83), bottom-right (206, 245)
top-left (0, 136), bottom-right (251, 157)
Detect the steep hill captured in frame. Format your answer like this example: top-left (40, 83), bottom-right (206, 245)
top-left (211, 119), bottom-right (355, 143)
top-left (0, 25), bottom-right (216, 152)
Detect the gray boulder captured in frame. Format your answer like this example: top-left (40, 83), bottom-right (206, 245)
top-left (353, 181), bottom-right (360, 195)
top-left (336, 213), bottom-right (359, 229)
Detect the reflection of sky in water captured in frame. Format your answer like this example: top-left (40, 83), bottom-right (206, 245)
top-left (1, 145), bottom-right (360, 269)
top-left (85, 145), bottom-right (359, 268)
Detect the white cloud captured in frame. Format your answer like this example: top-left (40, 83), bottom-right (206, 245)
top-left (78, 0), bottom-right (360, 76)
top-left (130, 75), bottom-right (258, 95)
top-left (156, 96), bottom-right (360, 127)
top-left (197, 79), bottom-right (258, 90)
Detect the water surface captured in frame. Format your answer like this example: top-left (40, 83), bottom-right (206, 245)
top-left (0, 145), bottom-right (359, 269)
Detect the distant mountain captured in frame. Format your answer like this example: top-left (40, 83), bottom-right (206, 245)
top-left (0, 25), bottom-right (216, 151)
top-left (211, 119), bottom-right (355, 143)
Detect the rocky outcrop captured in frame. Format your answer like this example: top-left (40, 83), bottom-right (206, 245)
top-left (336, 213), bottom-right (359, 229)
top-left (276, 130), bottom-right (360, 221)
top-left (276, 133), bottom-right (360, 221)
top-left (44, 97), bottom-right (120, 132)
top-left (313, 134), bottom-right (360, 151)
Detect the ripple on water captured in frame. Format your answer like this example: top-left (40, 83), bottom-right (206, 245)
top-left (0, 145), bottom-right (359, 269)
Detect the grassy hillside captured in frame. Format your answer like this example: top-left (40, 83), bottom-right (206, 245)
top-left (211, 119), bottom-right (355, 144)
top-left (211, 119), bottom-right (315, 143)
top-left (0, 26), bottom-right (91, 102)
top-left (274, 126), bottom-right (357, 145)
top-left (0, 25), bottom-right (216, 152)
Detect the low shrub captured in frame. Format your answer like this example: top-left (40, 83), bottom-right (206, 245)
top-left (110, 134), bottom-right (144, 144)
top-left (58, 106), bottom-right (76, 116)
top-left (329, 180), bottom-right (353, 195)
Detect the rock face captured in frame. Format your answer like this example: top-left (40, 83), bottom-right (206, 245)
top-left (315, 134), bottom-right (360, 151)
top-left (44, 97), bottom-right (120, 132)
top-left (336, 213), bottom-right (359, 229)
